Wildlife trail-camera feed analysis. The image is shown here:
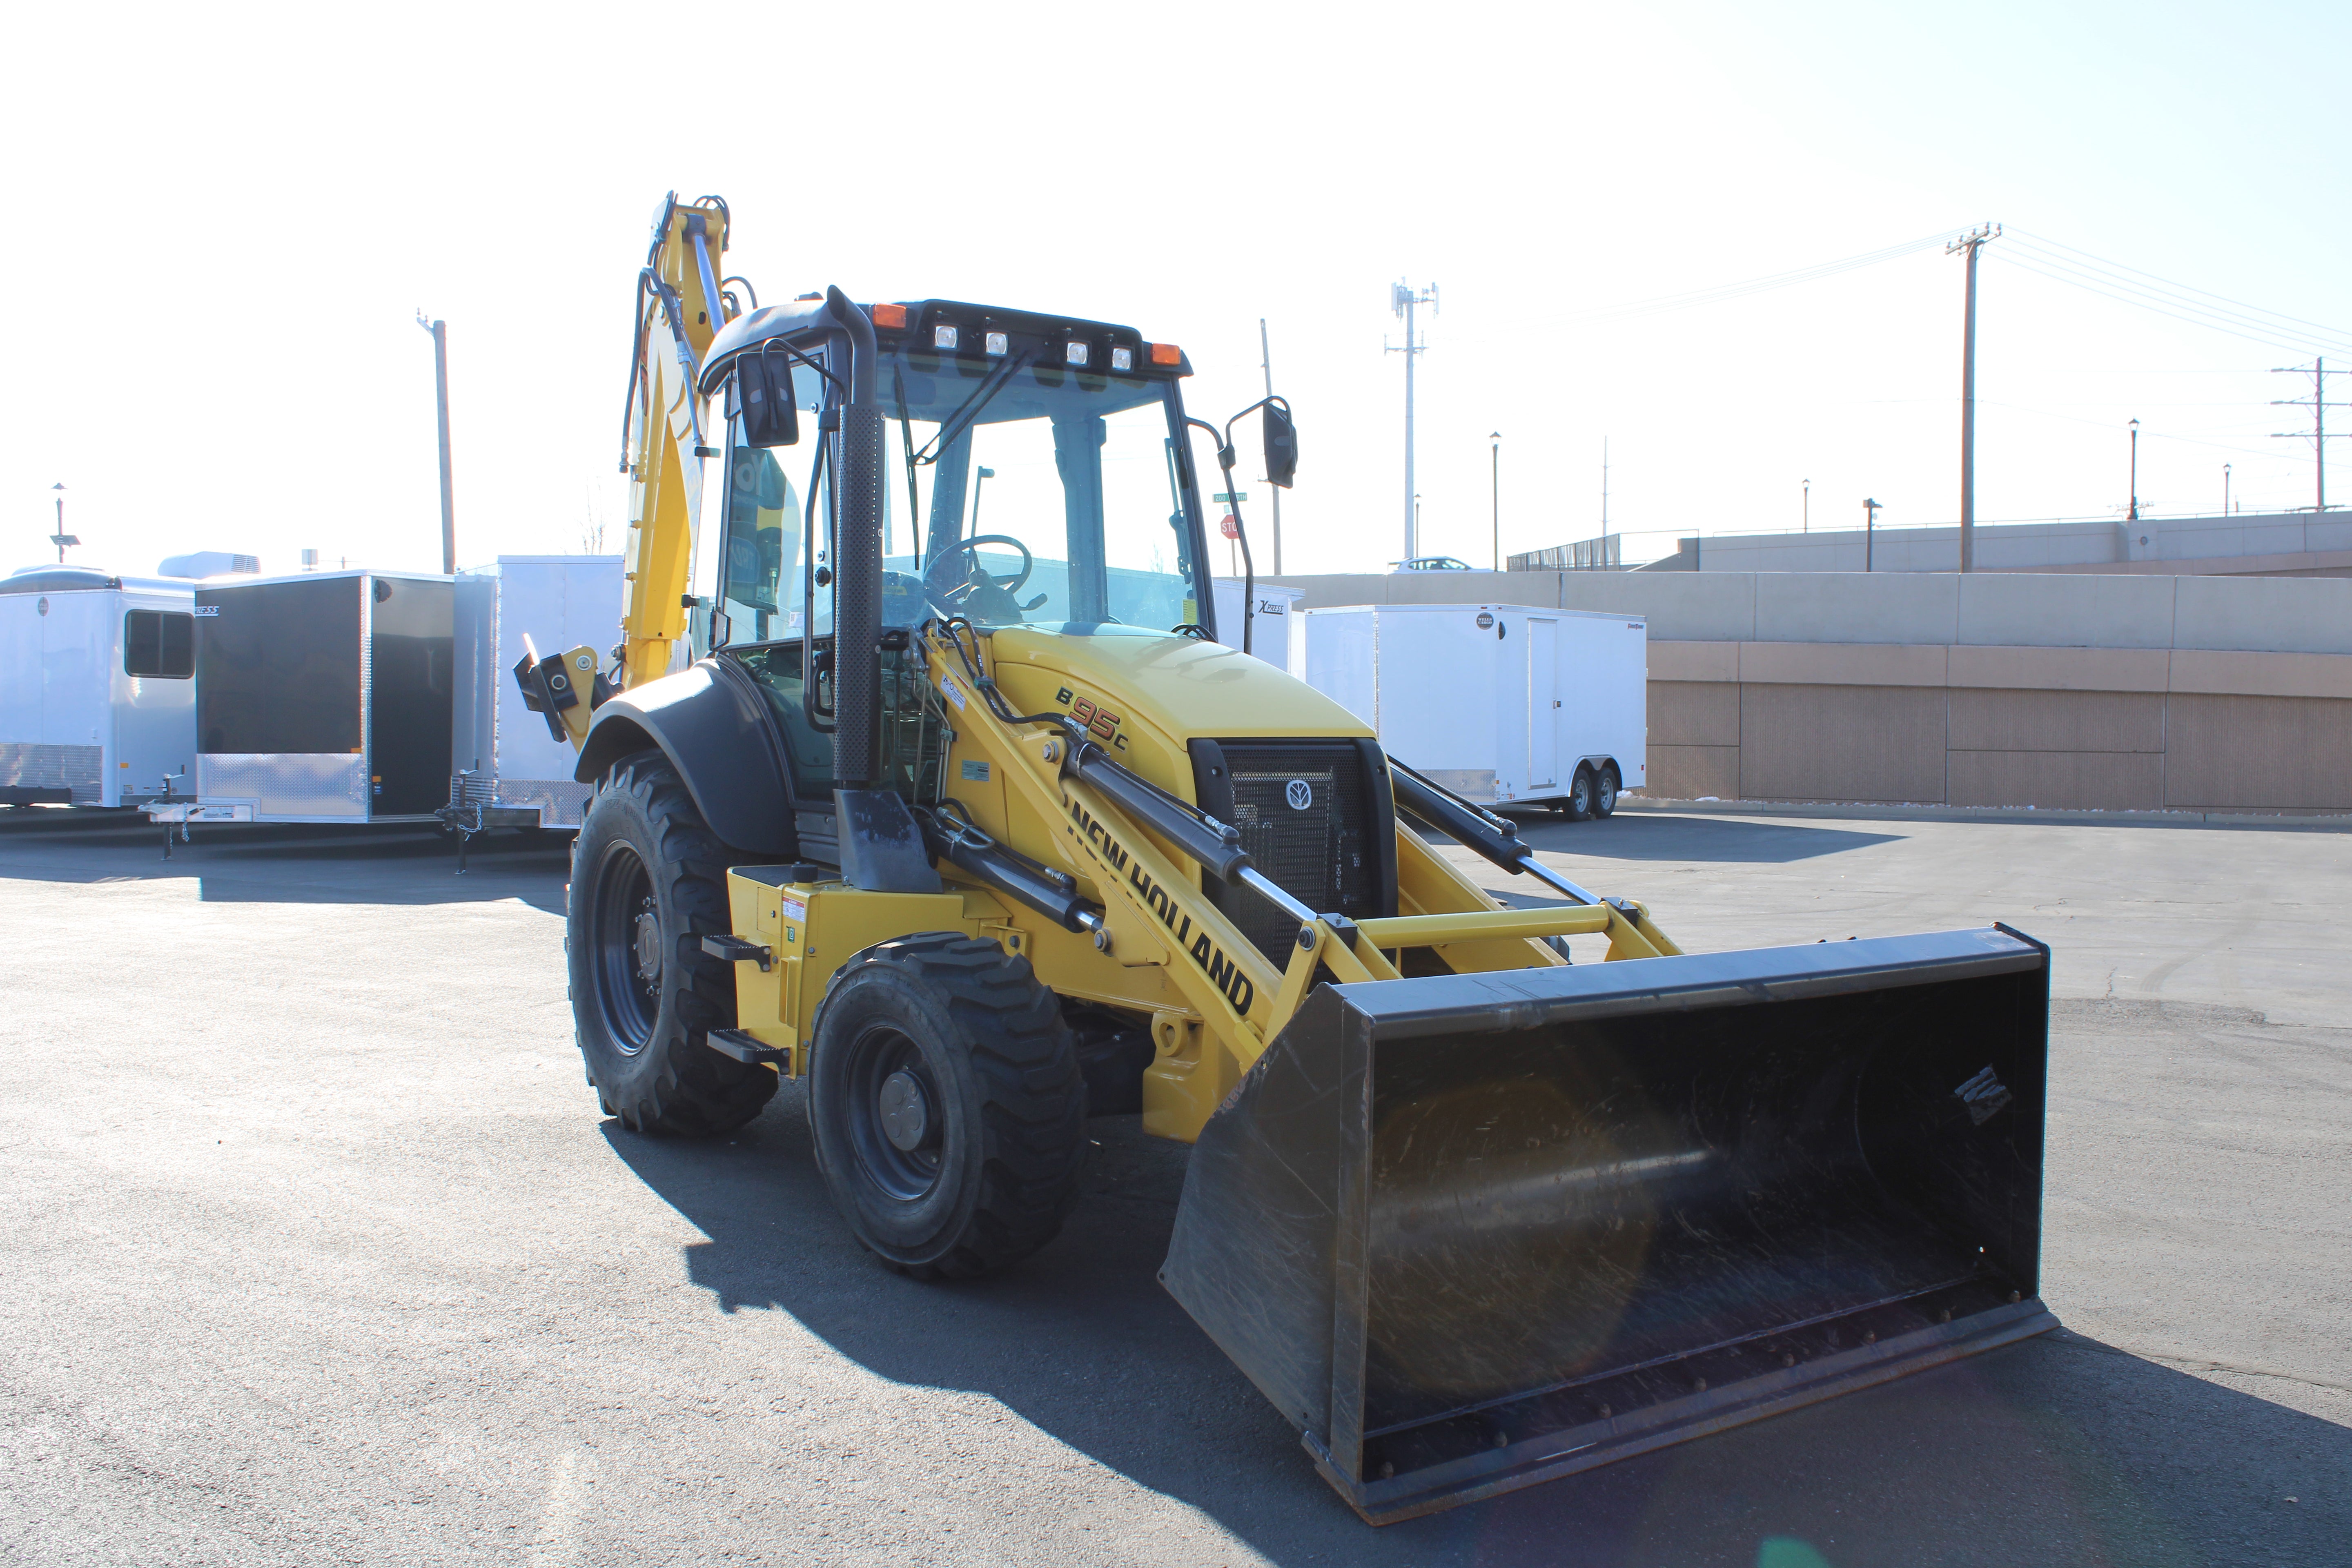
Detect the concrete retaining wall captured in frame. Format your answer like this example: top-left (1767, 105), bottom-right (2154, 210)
top-left (1263, 571), bottom-right (2352, 812)
top-left (1639, 511), bottom-right (2352, 576)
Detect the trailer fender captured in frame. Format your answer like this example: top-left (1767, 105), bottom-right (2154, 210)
top-left (574, 659), bottom-right (799, 855)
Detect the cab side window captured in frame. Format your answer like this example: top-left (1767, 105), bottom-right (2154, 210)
top-left (125, 610), bottom-right (195, 678)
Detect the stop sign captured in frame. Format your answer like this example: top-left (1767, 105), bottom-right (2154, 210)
top-left (1219, 515), bottom-right (1239, 540)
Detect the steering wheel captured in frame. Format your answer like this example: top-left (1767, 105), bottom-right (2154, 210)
top-left (924, 534), bottom-right (1037, 621)
top-left (925, 535), bottom-right (1034, 595)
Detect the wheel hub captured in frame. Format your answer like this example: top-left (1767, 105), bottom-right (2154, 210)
top-left (633, 898), bottom-right (662, 988)
top-left (877, 1069), bottom-right (933, 1152)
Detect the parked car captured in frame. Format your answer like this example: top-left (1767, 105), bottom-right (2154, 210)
top-left (1390, 555), bottom-right (1483, 572)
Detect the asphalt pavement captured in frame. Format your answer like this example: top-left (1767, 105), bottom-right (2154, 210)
top-left (0, 808), bottom-right (2343, 1566)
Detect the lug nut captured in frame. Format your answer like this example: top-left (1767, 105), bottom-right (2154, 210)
top-left (1595, 1403), bottom-right (1611, 1419)
top-left (1378, 1461), bottom-right (1394, 1480)
top-left (1863, 1330), bottom-right (1876, 1345)
top-left (1492, 1431), bottom-right (1509, 1450)
top-left (1692, 1376), bottom-right (1707, 1392)
top-left (1781, 1352), bottom-right (1796, 1368)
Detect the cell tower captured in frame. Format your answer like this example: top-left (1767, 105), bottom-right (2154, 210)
top-left (1386, 281), bottom-right (1438, 561)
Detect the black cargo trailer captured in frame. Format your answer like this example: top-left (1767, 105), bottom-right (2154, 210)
top-left (183, 570), bottom-right (454, 822)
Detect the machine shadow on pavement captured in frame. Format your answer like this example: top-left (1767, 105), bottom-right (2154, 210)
top-left (0, 814), bottom-right (571, 913)
top-left (1498, 811), bottom-right (1904, 865)
top-left (604, 1085), bottom-right (2350, 1567)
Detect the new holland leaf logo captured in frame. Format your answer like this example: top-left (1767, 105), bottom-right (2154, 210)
top-left (1285, 779), bottom-right (1312, 811)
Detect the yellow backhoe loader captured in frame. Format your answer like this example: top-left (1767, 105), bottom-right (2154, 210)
top-left (517, 193), bottom-right (2058, 1522)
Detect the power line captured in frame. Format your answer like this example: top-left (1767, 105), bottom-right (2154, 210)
top-left (1993, 237), bottom-right (2352, 359)
top-left (2009, 230), bottom-right (2352, 344)
top-left (1557, 229), bottom-right (1965, 327)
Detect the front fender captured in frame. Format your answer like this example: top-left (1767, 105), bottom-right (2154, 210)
top-left (575, 658), bottom-right (799, 855)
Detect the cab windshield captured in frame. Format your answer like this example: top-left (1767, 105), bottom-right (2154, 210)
top-left (715, 349), bottom-right (1202, 642)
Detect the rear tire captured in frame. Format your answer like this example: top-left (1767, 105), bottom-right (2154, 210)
top-left (809, 933), bottom-right (1086, 1280)
top-left (1566, 766), bottom-right (1596, 822)
top-left (1592, 763), bottom-right (1619, 819)
top-left (568, 751), bottom-right (776, 1136)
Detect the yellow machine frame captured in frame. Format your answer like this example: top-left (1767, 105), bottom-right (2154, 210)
top-left (716, 621), bottom-right (1681, 1143)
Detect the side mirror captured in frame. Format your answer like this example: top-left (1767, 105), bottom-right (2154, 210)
top-left (736, 347), bottom-right (800, 448)
top-left (1262, 401), bottom-right (1298, 489)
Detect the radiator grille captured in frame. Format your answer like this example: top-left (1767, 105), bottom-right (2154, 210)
top-left (1214, 741), bottom-right (1381, 966)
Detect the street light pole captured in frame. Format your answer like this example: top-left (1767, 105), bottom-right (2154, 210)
top-left (1490, 432), bottom-right (1501, 570)
top-left (971, 467), bottom-right (995, 534)
top-left (1863, 497), bottom-right (1882, 572)
top-left (2224, 463), bottom-right (2232, 516)
top-left (1803, 478), bottom-right (1810, 534)
top-left (417, 312), bottom-right (456, 574)
top-left (2128, 419), bottom-right (2139, 523)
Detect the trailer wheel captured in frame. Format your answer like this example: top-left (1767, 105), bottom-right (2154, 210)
top-left (1592, 763), bottom-right (1620, 818)
top-left (568, 751), bottom-right (776, 1136)
top-left (809, 933), bottom-right (1086, 1280)
top-left (1566, 765), bottom-right (1596, 822)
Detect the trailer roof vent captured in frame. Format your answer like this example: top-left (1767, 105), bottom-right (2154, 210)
top-left (158, 551), bottom-right (262, 579)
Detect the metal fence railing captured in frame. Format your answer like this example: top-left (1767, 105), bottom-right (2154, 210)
top-left (1509, 534), bottom-right (1623, 572)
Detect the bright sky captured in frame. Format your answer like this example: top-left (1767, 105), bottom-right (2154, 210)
top-left (6, 1), bottom-right (2347, 581)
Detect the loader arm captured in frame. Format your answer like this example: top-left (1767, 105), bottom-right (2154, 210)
top-left (913, 622), bottom-right (1677, 1087)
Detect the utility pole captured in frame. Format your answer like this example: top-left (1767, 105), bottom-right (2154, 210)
top-left (1947, 224), bottom-right (1999, 572)
top-left (1863, 497), bottom-right (1881, 572)
top-left (2272, 358), bottom-right (2347, 514)
top-left (1490, 432), bottom-right (1501, 570)
top-left (1601, 438), bottom-right (1610, 532)
top-left (48, 482), bottom-right (77, 563)
top-left (2223, 463), bottom-right (2231, 516)
top-left (1803, 477), bottom-right (1810, 533)
top-left (2128, 419), bottom-right (2140, 521)
top-left (1260, 318), bottom-right (1281, 575)
top-left (417, 311), bottom-right (456, 573)
top-left (1386, 281), bottom-right (1438, 561)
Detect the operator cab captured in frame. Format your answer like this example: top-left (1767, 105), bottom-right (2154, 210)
top-left (693, 296), bottom-right (1291, 815)
top-left (705, 299), bottom-right (1218, 648)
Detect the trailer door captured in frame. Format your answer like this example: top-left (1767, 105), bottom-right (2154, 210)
top-left (1526, 617), bottom-right (1559, 791)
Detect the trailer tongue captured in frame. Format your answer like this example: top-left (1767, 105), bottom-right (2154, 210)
top-left (1165, 926), bottom-right (2052, 1522)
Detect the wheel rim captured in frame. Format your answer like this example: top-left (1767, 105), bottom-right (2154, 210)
top-left (1572, 773), bottom-right (1592, 813)
top-left (1596, 771), bottom-right (1617, 811)
top-left (843, 1023), bottom-right (945, 1202)
top-left (591, 840), bottom-right (660, 1055)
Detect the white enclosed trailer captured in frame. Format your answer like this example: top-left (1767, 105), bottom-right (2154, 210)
top-left (0, 566), bottom-right (198, 807)
top-left (1210, 578), bottom-right (1306, 673)
top-left (451, 555), bottom-right (624, 831)
top-left (1299, 602), bottom-right (1646, 815)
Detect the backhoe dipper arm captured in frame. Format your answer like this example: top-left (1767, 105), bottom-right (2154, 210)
top-left (617, 192), bottom-right (734, 691)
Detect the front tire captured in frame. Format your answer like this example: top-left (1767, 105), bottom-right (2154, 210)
top-left (568, 751), bottom-right (776, 1136)
top-left (809, 933), bottom-right (1086, 1280)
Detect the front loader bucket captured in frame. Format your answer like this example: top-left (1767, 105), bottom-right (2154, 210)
top-left (1161, 927), bottom-right (2054, 1524)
